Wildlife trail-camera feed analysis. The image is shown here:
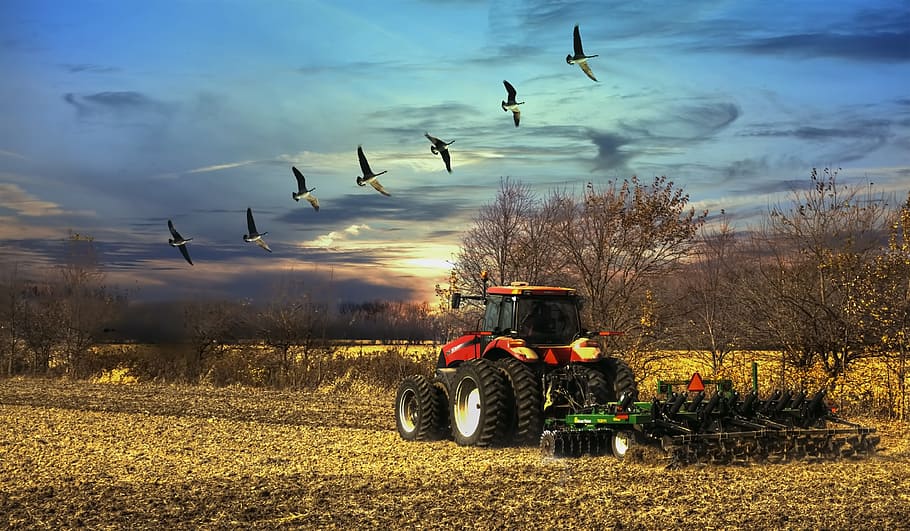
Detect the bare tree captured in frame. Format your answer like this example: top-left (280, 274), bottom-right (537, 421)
top-left (0, 264), bottom-right (26, 375)
top-left (853, 192), bottom-right (910, 418)
top-left (742, 169), bottom-right (891, 387)
top-left (19, 282), bottom-right (64, 374)
top-left (552, 176), bottom-right (707, 336)
top-left (258, 277), bottom-right (330, 387)
top-left (677, 213), bottom-right (744, 374)
top-left (55, 232), bottom-right (121, 377)
top-left (455, 177), bottom-right (564, 297)
top-left (182, 299), bottom-right (245, 381)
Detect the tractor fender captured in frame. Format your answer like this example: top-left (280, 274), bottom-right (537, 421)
top-left (483, 336), bottom-right (539, 362)
top-left (569, 337), bottom-right (604, 362)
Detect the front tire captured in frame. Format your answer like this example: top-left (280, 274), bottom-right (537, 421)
top-left (450, 359), bottom-right (509, 446)
top-left (395, 374), bottom-right (445, 441)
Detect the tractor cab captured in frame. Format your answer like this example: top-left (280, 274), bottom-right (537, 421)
top-left (443, 280), bottom-right (611, 368)
top-left (482, 284), bottom-right (581, 345)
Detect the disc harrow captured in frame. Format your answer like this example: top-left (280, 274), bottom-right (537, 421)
top-left (540, 383), bottom-right (880, 467)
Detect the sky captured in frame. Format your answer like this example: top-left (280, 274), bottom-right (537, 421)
top-left (1, 0), bottom-right (909, 306)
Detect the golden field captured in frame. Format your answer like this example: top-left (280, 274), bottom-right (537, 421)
top-left (1, 377), bottom-right (909, 530)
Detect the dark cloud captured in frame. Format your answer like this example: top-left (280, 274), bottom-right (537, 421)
top-left (735, 179), bottom-right (810, 196)
top-left (721, 157), bottom-right (769, 182)
top-left (365, 102), bottom-right (484, 139)
top-left (63, 91), bottom-right (170, 118)
top-left (589, 131), bottom-right (634, 172)
top-left (728, 32), bottom-right (910, 62)
top-left (581, 100), bottom-right (740, 173)
top-left (741, 118), bottom-right (891, 163)
top-left (275, 189), bottom-right (471, 228)
top-left (60, 63), bottom-right (120, 74)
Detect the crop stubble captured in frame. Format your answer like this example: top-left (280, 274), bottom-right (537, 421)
top-left (1, 378), bottom-right (908, 530)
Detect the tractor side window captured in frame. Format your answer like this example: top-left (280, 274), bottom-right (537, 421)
top-left (483, 295), bottom-right (502, 331)
top-left (498, 297), bottom-right (514, 333)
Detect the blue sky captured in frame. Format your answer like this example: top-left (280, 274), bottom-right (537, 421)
top-left (1, 0), bottom-right (908, 305)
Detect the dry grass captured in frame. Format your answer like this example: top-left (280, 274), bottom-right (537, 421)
top-left (2, 378), bottom-right (909, 529)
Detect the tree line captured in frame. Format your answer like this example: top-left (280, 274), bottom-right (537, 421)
top-left (0, 236), bottom-right (442, 382)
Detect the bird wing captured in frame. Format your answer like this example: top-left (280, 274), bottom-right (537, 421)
top-left (168, 219), bottom-right (182, 240)
top-left (306, 194), bottom-right (320, 211)
top-left (292, 166), bottom-right (307, 192)
top-left (579, 60), bottom-right (598, 82)
top-left (246, 207), bottom-right (258, 235)
top-left (425, 132), bottom-right (440, 146)
top-left (357, 146), bottom-right (373, 175)
top-left (513, 109), bottom-right (520, 127)
top-left (370, 178), bottom-right (391, 196)
top-left (255, 238), bottom-right (272, 253)
top-left (441, 149), bottom-right (452, 173)
top-left (573, 24), bottom-right (585, 56)
top-left (503, 80), bottom-right (517, 101)
top-left (177, 243), bottom-right (193, 265)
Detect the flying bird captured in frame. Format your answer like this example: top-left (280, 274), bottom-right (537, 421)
top-left (425, 132), bottom-right (454, 173)
top-left (501, 80), bottom-right (524, 127)
top-left (566, 24), bottom-right (598, 82)
top-left (243, 207), bottom-right (272, 253)
top-left (291, 166), bottom-right (319, 211)
top-left (167, 219), bottom-right (194, 265)
top-left (356, 145), bottom-right (390, 196)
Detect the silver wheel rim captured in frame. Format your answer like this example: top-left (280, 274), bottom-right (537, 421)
top-left (398, 388), bottom-right (418, 433)
top-left (454, 376), bottom-right (481, 437)
top-left (613, 431), bottom-right (632, 457)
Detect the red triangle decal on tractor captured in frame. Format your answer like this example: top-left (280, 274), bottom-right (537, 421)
top-left (544, 348), bottom-right (557, 364)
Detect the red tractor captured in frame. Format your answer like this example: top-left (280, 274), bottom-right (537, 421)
top-left (395, 279), bottom-right (638, 447)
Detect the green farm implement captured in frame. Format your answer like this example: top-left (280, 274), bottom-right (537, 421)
top-left (541, 372), bottom-right (879, 467)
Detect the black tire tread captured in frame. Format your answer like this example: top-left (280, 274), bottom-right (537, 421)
top-left (451, 359), bottom-right (509, 447)
top-left (496, 357), bottom-right (543, 445)
top-left (395, 374), bottom-right (444, 441)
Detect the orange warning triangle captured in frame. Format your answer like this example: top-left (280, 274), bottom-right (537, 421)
top-left (544, 348), bottom-right (557, 364)
top-left (687, 372), bottom-right (705, 393)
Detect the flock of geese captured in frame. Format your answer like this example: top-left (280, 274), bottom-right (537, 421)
top-left (168, 24), bottom-right (599, 266)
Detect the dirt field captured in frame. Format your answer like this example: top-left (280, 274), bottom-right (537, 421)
top-left (1, 378), bottom-right (908, 530)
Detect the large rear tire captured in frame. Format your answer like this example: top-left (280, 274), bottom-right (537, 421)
top-left (496, 357), bottom-right (542, 445)
top-left (571, 364), bottom-right (611, 405)
top-left (450, 359), bottom-right (509, 446)
top-left (599, 357), bottom-right (639, 402)
top-left (395, 374), bottom-right (445, 441)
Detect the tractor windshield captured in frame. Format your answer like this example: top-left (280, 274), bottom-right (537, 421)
top-left (515, 297), bottom-right (580, 344)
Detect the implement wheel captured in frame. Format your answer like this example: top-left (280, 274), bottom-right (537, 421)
top-left (395, 374), bottom-right (445, 441)
top-left (611, 430), bottom-right (635, 461)
top-left (451, 359), bottom-right (509, 446)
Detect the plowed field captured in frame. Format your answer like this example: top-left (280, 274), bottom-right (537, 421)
top-left (1, 378), bottom-right (908, 530)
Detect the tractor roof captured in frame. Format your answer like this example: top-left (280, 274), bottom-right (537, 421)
top-left (487, 282), bottom-right (576, 297)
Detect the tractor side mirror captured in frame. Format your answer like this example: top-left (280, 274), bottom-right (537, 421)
top-left (451, 292), bottom-right (461, 309)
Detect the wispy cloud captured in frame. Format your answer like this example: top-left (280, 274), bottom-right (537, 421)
top-left (0, 183), bottom-right (66, 216)
top-left (187, 160), bottom-right (257, 174)
top-left (305, 223), bottom-right (372, 248)
top-left (0, 149), bottom-right (27, 160)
